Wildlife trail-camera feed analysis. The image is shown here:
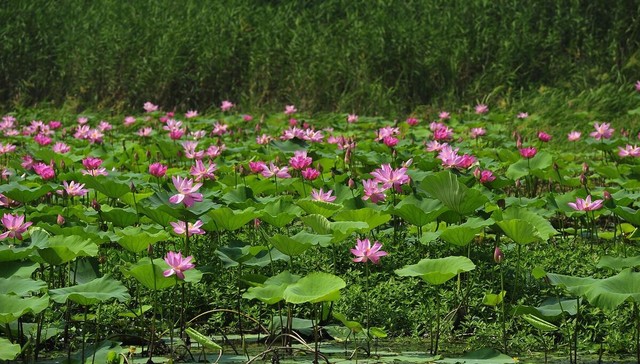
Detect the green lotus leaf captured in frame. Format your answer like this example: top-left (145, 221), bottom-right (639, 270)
top-left (258, 198), bottom-right (302, 227)
top-left (270, 231), bottom-right (332, 256)
top-left (421, 171), bottom-right (488, 216)
top-left (0, 243), bottom-right (36, 263)
top-left (283, 272), bottom-right (346, 304)
top-left (100, 206), bottom-right (139, 227)
top-left (296, 199), bottom-right (343, 218)
top-left (215, 240), bottom-right (268, 268)
top-left (439, 218), bottom-right (493, 246)
top-left (482, 291), bottom-right (506, 306)
top-left (496, 219), bottom-right (539, 244)
top-left (333, 208), bottom-right (391, 232)
top-left (80, 175), bottom-right (131, 198)
top-left (0, 182), bottom-right (53, 203)
top-left (437, 347), bottom-right (516, 363)
top-left (583, 269), bottom-right (640, 310)
top-left (32, 231), bottom-right (99, 265)
top-left (546, 273), bottom-right (597, 297)
top-left (613, 206), bottom-right (640, 227)
top-left (114, 226), bottom-right (170, 253)
top-left (243, 271), bottom-right (301, 305)
top-left (505, 152), bottom-right (553, 180)
top-left (49, 275), bottom-right (130, 306)
top-left (0, 294), bottom-right (49, 324)
top-left (0, 277), bottom-right (47, 296)
top-left (205, 207), bottom-right (259, 231)
top-left (0, 261), bottom-right (39, 279)
top-left (521, 314), bottom-right (558, 332)
top-left (300, 214), bottom-right (332, 235)
top-left (597, 255), bottom-right (640, 271)
top-left (392, 195), bottom-right (447, 227)
top-left (333, 312), bottom-right (363, 333)
top-left (395, 256), bottom-right (476, 285)
top-left (185, 327), bottom-right (222, 350)
top-left (37, 223), bottom-right (112, 245)
top-left (0, 337), bottom-right (21, 360)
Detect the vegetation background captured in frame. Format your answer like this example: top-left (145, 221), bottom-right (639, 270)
top-left (2, 0), bottom-right (640, 118)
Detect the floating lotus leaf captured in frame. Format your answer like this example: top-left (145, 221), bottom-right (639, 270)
top-left (114, 226), bottom-right (170, 253)
top-left (421, 171), bottom-right (488, 216)
top-left (50, 275), bottom-right (130, 306)
top-left (0, 337), bottom-right (20, 360)
top-left (395, 256), bottom-right (476, 285)
top-left (283, 272), bottom-right (346, 304)
top-left (0, 294), bottom-right (49, 324)
top-left (0, 277), bottom-right (46, 296)
top-left (437, 347), bottom-right (516, 363)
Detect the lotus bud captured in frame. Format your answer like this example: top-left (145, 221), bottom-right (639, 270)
top-left (348, 178), bottom-right (356, 189)
top-left (147, 244), bottom-right (153, 256)
top-left (91, 199), bottom-right (101, 212)
top-left (603, 190), bottom-right (612, 200)
top-left (553, 163), bottom-right (559, 171)
top-left (580, 173), bottom-right (587, 186)
top-left (494, 246), bottom-right (504, 264)
top-left (582, 163), bottom-right (589, 174)
top-left (146, 150), bottom-right (152, 160)
top-left (130, 182), bottom-right (136, 193)
top-left (57, 214), bottom-right (65, 226)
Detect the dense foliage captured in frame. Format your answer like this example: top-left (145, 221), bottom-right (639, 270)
top-left (1, 0), bottom-right (640, 113)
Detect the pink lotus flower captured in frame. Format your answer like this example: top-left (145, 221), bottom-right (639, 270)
top-left (475, 104), bottom-right (489, 114)
top-left (205, 145), bottom-right (225, 158)
top-left (517, 112), bottom-right (529, 119)
top-left (437, 145), bottom-right (476, 169)
top-left (0, 143), bottom-right (16, 154)
top-left (0, 213), bottom-right (32, 240)
top-left (470, 127), bottom-right (486, 139)
top-left (170, 220), bottom-right (206, 237)
top-left (425, 140), bottom-right (447, 152)
top-left (80, 157), bottom-right (108, 176)
top-left (190, 159), bottom-right (217, 181)
top-left (289, 150), bottom-right (313, 170)
top-left (52, 142), bottom-right (71, 154)
top-left (48, 120), bottom-right (62, 129)
top-left (144, 102), bottom-right (159, 113)
top-left (351, 238), bottom-right (387, 264)
top-left (590, 122), bottom-right (614, 140)
top-left (33, 162), bottom-right (55, 180)
top-left (618, 144), bottom-right (640, 157)
top-left (249, 161), bottom-right (266, 173)
top-left (261, 163), bottom-right (291, 179)
top-left (284, 105), bottom-right (297, 115)
top-left (383, 136), bottom-right (398, 147)
top-left (406, 117), bottom-right (419, 126)
top-left (169, 176), bottom-right (203, 207)
top-left (635, 80), bottom-right (640, 92)
top-left (519, 147), bottom-right (537, 159)
top-left (149, 163), bottom-right (168, 177)
top-left (138, 127), bottom-right (152, 137)
top-left (59, 181), bottom-right (89, 197)
top-left (438, 111), bottom-right (451, 120)
top-left (347, 114), bottom-right (358, 123)
top-left (567, 131), bottom-right (581, 141)
top-left (473, 168), bottom-right (496, 184)
top-left (169, 129), bottom-right (185, 140)
top-left (301, 167), bottom-right (320, 180)
top-left (185, 110), bottom-right (198, 118)
top-left (98, 121), bottom-right (112, 132)
top-left (77, 116), bottom-right (89, 125)
top-left (256, 134), bottom-right (272, 144)
top-left (362, 179), bottom-right (386, 203)
top-left (375, 126), bottom-right (399, 141)
top-left (243, 114), bottom-right (254, 122)
top-left (310, 188), bottom-right (336, 202)
top-left (370, 163), bottom-right (410, 192)
top-left (568, 195), bottom-right (604, 211)
top-left (124, 116), bottom-right (136, 126)
top-left (433, 125), bottom-right (453, 141)
top-left (221, 100), bottom-right (235, 111)
top-left (538, 131), bottom-right (552, 142)
top-left (163, 251), bottom-right (195, 280)
top-left (211, 122), bottom-right (229, 136)
top-left (34, 134), bottom-right (52, 146)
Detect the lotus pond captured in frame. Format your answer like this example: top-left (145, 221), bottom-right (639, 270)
top-left (1, 101), bottom-right (640, 363)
